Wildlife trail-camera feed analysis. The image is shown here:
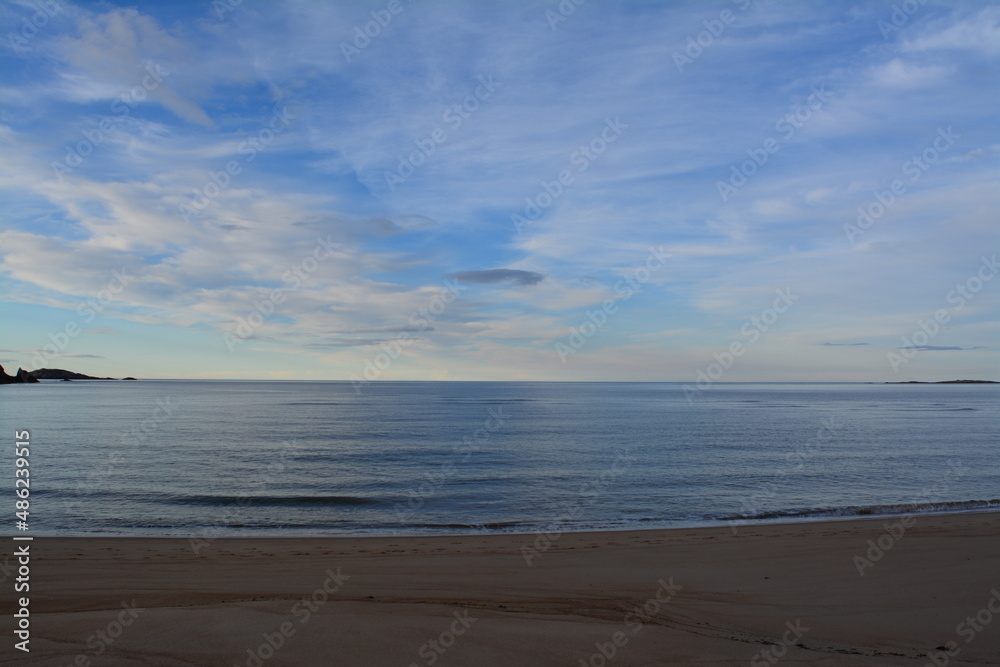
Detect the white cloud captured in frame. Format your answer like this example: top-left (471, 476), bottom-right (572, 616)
top-left (0, 0), bottom-right (996, 379)
top-left (867, 58), bottom-right (949, 89)
top-left (57, 7), bottom-right (213, 125)
top-left (901, 7), bottom-right (1000, 57)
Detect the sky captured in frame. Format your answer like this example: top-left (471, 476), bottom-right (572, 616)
top-left (0, 0), bottom-right (997, 382)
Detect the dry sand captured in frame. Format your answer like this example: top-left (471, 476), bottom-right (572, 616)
top-left (4, 512), bottom-right (999, 666)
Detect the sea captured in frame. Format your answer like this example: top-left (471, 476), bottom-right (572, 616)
top-left (2, 381), bottom-right (997, 537)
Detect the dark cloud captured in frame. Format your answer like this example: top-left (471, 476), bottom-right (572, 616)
top-left (57, 353), bottom-right (105, 359)
top-left (215, 223), bottom-right (250, 232)
top-left (899, 345), bottom-right (980, 351)
top-left (325, 325), bottom-right (432, 334)
top-left (305, 338), bottom-right (417, 349)
top-left (821, 342), bottom-right (869, 347)
top-left (446, 269), bottom-right (545, 286)
top-left (367, 215), bottom-right (437, 237)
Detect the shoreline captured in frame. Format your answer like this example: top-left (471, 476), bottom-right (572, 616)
top-left (9, 512), bottom-right (1000, 665)
top-left (9, 505), bottom-right (999, 541)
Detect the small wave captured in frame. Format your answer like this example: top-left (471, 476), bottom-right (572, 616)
top-left (402, 521), bottom-right (526, 530)
top-left (439, 398), bottom-right (536, 403)
top-left (282, 402), bottom-right (352, 406)
top-left (887, 407), bottom-right (977, 412)
top-left (90, 519), bottom-right (358, 530)
top-left (161, 494), bottom-right (383, 507)
top-left (719, 498), bottom-right (1000, 522)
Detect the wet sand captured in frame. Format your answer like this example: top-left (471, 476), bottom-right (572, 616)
top-left (5, 512), bottom-right (1000, 665)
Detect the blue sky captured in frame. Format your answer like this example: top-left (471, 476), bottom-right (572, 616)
top-left (0, 0), bottom-right (997, 381)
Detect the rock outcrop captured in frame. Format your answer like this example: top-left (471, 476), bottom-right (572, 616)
top-left (15, 368), bottom-right (39, 383)
top-left (0, 366), bottom-right (137, 382)
top-left (0, 364), bottom-right (39, 384)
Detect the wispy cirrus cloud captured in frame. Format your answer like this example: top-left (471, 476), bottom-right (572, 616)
top-left (0, 0), bottom-right (995, 381)
top-left (900, 346), bottom-right (981, 352)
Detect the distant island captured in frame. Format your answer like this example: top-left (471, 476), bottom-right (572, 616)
top-left (29, 368), bottom-right (118, 380)
top-left (0, 365), bottom-right (136, 384)
top-left (884, 380), bottom-right (998, 384)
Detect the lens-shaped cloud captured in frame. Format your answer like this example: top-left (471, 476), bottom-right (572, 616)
top-left (446, 269), bottom-right (545, 287)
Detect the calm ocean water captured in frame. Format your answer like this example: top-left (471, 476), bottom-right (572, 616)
top-left (1, 381), bottom-right (997, 537)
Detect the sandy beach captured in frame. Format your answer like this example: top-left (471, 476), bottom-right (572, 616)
top-left (5, 512), bottom-right (999, 666)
